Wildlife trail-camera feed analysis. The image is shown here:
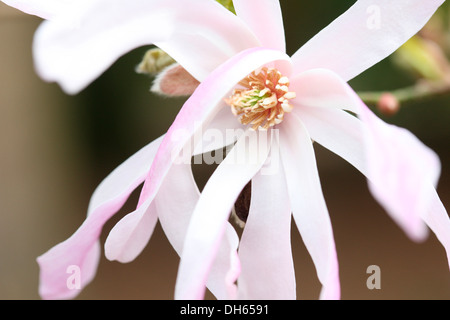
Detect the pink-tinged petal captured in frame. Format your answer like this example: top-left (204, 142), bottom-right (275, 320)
top-left (300, 104), bottom-right (430, 240)
top-left (291, 0), bottom-right (444, 81)
top-left (175, 129), bottom-right (272, 300)
top-left (237, 139), bottom-right (296, 300)
top-left (137, 47), bottom-right (291, 209)
top-left (280, 114), bottom-right (340, 300)
top-left (106, 151), bottom-right (240, 299)
top-left (155, 161), bottom-right (240, 300)
top-left (290, 70), bottom-right (360, 114)
top-left (292, 69), bottom-right (449, 259)
top-left (1, 0), bottom-right (75, 19)
top-left (37, 238), bottom-right (100, 300)
top-left (233, 0), bottom-right (285, 52)
top-left (104, 200), bottom-right (157, 263)
top-left (302, 108), bottom-right (450, 272)
top-left (33, 0), bottom-right (259, 94)
top-left (212, 226), bottom-right (241, 300)
top-left (363, 116), bottom-right (450, 257)
top-left (291, 69), bottom-right (431, 240)
top-left (36, 136), bottom-right (164, 300)
top-left (360, 106), bottom-right (440, 241)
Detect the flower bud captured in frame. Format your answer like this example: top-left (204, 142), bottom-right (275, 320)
top-left (136, 48), bottom-right (176, 75)
top-left (377, 92), bottom-right (400, 116)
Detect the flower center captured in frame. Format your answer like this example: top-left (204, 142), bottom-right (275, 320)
top-left (225, 67), bottom-right (296, 130)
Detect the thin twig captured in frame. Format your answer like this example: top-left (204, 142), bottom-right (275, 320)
top-left (358, 79), bottom-right (450, 108)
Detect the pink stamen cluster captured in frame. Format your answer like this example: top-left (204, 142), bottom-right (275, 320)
top-left (226, 67), bottom-right (296, 130)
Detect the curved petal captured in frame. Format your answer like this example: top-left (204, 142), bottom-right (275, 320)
top-left (137, 47), bottom-right (291, 209)
top-left (156, 161), bottom-right (241, 299)
top-left (33, 0), bottom-right (259, 94)
top-left (233, 0), bottom-right (286, 52)
top-left (361, 109), bottom-right (450, 266)
top-left (1, 0), bottom-right (76, 19)
top-left (290, 69), bottom-right (360, 114)
top-left (192, 103), bottom-right (246, 156)
top-left (292, 69), bottom-right (450, 265)
top-left (280, 114), bottom-right (340, 300)
top-left (299, 104), bottom-right (429, 240)
top-left (291, 68), bottom-right (440, 186)
top-left (360, 105), bottom-right (441, 241)
top-left (104, 200), bottom-right (157, 263)
top-left (155, 163), bottom-right (200, 255)
top-left (296, 105), bottom-right (368, 178)
top-left (209, 225), bottom-right (241, 300)
top-left (237, 138), bottom-right (296, 300)
top-left (36, 136), bottom-right (164, 300)
top-left (174, 129), bottom-right (272, 300)
top-left (290, 0), bottom-right (444, 81)
top-left (105, 153), bottom-right (241, 299)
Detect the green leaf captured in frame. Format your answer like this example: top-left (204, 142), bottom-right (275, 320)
top-left (392, 36), bottom-right (447, 81)
top-left (215, 0), bottom-right (236, 14)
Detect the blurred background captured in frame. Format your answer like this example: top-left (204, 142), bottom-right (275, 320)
top-left (0, 1), bottom-right (449, 300)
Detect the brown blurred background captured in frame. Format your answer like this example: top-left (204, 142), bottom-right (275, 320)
top-left (0, 1), bottom-right (449, 300)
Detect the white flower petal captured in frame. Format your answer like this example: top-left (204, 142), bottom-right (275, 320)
top-left (237, 138), bottom-right (296, 300)
top-left (292, 68), bottom-right (433, 240)
top-left (33, 0), bottom-right (259, 94)
top-left (360, 106), bottom-right (440, 241)
top-left (290, 69), bottom-right (360, 114)
top-left (193, 103), bottom-right (246, 156)
top-left (297, 105), bottom-right (368, 178)
top-left (155, 163), bottom-right (200, 257)
top-left (233, 0), bottom-right (285, 52)
top-left (1, 0), bottom-right (76, 19)
top-left (291, 0), bottom-right (444, 81)
top-left (206, 225), bottom-right (241, 300)
top-left (175, 129), bottom-right (272, 300)
top-left (155, 161), bottom-right (241, 300)
top-left (280, 114), bottom-right (340, 300)
top-left (104, 200), bottom-right (157, 263)
top-left (300, 104), bottom-right (430, 240)
top-left (292, 68), bottom-right (450, 266)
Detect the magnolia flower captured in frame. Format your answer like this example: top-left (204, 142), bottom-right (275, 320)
top-left (3, 0), bottom-right (449, 300)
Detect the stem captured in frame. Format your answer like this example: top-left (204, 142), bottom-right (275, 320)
top-left (358, 80), bottom-right (450, 107)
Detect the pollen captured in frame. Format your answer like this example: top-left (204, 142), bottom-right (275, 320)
top-left (225, 67), bottom-right (296, 130)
